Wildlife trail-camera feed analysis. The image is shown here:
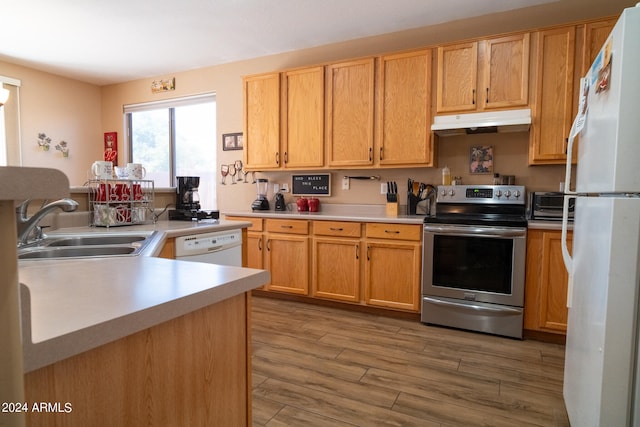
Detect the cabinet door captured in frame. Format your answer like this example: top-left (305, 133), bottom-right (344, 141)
top-left (243, 73), bottom-right (281, 169)
top-left (312, 237), bottom-right (360, 302)
top-left (529, 27), bottom-right (576, 164)
top-left (582, 19), bottom-right (616, 74)
top-left (264, 234), bottom-right (309, 295)
top-left (247, 231), bottom-right (263, 270)
top-left (481, 34), bottom-right (530, 109)
top-left (326, 58), bottom-right (375, 167)
top-left (436, 42), bottom-right (478, 113)
top-left (283, 66), bottom-right (324, 169)
top-left (539, 231), bottom-right (572, 332)
top-left (364, 240), bottom-right (421, 312)
top-left (377, 50), bottom-right (433, 166)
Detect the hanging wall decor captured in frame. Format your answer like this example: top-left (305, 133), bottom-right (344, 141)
top-left (55, 140), bottom-right (70, 158)
top-left (469, 145), bottom-right (494, 174)
top-left (151, 77), bottom-right (175, 93)
top-left (222, 132), bottom-right (243, 151)
top-left (104, 132), bottom-right (117, 163)
top-left (37, 132), bottom-right (51, 151)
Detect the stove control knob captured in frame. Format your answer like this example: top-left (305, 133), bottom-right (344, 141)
top-left (513, 190), bottom-right (521, 198)
top-left (448, 189), bottom-right (455, 197)
top-left (440, 189), bottom-right (447, 197)
top-left (504, 190), bottom-right (512, 198)
top-left (495, 190), bottom-right (502, 197)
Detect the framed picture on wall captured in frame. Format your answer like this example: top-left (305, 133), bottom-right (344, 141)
top-left (222, 132), bottom-right (243, 151)
top-left (469, 145), bottom-right (493, 174)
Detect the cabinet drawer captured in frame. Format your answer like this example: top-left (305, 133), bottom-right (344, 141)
top-left (313, 221), bottom-right (361, 238)
top-left (226, 216), bottom-right (263, 232)
top-left (265, 219), bottom-right (309, 235)
top-left (365, 223), bottom-right (421, 241)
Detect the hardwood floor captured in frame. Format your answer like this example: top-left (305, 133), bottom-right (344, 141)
top-left (251, 296), bottom-right (570, 427)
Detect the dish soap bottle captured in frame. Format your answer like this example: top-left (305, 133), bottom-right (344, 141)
top-left (442, 166), bottom-right (451, 185)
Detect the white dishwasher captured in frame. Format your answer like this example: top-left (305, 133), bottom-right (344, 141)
top-left (174, 229), bottom-right (242, 266)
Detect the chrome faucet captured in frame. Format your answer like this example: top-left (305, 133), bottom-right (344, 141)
top-left (16, 198), bottom-right (79, 246)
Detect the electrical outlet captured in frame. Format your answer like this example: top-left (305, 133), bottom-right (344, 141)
top-left (281, 183), bottom-right (289, 193)
top-left (273, 183), bottom-right (280, 193)
top-left (381, 183), bottom-right (387, 194)
top-left (342, 176), bottom-right (349, 190)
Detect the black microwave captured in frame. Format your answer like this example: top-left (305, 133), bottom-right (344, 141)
top-left (528, 192), bottom-right (574, 221)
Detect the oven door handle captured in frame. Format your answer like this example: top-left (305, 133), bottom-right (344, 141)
top-left (423, 296), bottom-right (522, 315)
top-left (423, 225), bottom-right (526, 238)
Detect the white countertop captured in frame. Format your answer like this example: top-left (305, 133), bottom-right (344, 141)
top-left (18, 219), bottom-right (269, 373)
top-left (224, 203), bottom-right (426, 224)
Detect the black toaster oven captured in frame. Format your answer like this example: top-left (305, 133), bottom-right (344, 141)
top-left (528, 192), bottom-right (574, 221)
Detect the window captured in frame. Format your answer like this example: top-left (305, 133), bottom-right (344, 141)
top-left (125, 94), bottom-right (217, 209)
top-left (0, 76), bottom-right (22, 166)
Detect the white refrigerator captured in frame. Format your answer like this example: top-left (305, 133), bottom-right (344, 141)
top-left (561, 5), bottom-right (640, 426)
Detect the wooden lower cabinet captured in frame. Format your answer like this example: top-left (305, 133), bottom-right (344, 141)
top-left (24, 293), bottom-right (252, 427)
top-left (364, 240), bottom-right (421, 312)
top-left (264, 219), bottom-right (309, 295)
top-left (364, 223), bottom-right (422, 312)
top-left (246, 231), bottom-right (264, 269)
top-left (312, 220), bottom-right (361, 302)
top-left (525, 228), bottom-right (573, 335)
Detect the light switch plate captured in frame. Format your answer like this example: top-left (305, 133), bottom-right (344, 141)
top-left (381, 183), bottom-right (387, 194)
top-left (342, 176), bottom-right (349, 190)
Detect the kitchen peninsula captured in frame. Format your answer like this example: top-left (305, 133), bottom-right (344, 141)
top-left (0, 165), bottom-right (269, 427)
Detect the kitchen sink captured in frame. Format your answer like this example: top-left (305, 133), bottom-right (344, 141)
top-left (18, 231), bottom-right (157, 260)
top-left (47, 235), bottom-right (146, 246)
top-left (19, 246), bottom-right (136, 259)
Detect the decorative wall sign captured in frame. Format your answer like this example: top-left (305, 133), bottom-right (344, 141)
top-left (292, 174), bottom-right (331, 196)
top-left (469, 145), bottom-right (494, 174)
top-left (104, 132), bottom-right (117, 163)
top-left (222, 132), bottom-right (243, 151)
top-left (151, 77), bottom-right (175, 93)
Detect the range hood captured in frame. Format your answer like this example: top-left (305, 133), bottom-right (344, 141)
top-left (431, 108), bottom-right (531, 137)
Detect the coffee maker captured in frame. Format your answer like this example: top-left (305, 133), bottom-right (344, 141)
top-left (169, 176), bottom-right (219, 221)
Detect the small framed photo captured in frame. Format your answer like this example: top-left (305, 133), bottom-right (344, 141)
top-left (469, 145), bottom-right (494, 174)
top-left (222, 132), bottom-right (243, 151)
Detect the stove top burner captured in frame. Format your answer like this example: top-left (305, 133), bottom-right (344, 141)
top-left (426, 185), bottom-right (527, 227)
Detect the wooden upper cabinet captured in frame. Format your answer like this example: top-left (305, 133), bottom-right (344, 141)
top-left (582, 19), bottom-right (616, 74)
top-left (436, 42), bottom-right (478, 113)
top-left (481, 34), bottom-right (530, 109)
top-left (326, 58), bottom-right (375, 167)
top-left (377, 49), bottom-right (433, 166)
top-left (436, 34), bottom-right (529, 113)
top-left (243, 73), bottom-right (281, 169)
top-left (282, 66), bottom-right (325, 169)
top-left (529, 27), bottom-right (576, 164)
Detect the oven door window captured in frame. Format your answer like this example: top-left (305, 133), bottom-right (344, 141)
top-left (432, 235), bottom-right (513, 295)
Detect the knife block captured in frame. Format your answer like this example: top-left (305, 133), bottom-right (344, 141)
top-left (386, 201), bottom-right (399, 216)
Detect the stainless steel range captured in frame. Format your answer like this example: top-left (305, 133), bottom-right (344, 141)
top-left (421, 185), bottom-right (527, 339)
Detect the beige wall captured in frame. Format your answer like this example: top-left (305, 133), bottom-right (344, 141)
top-left (0, 61), bottom-right (103, 184)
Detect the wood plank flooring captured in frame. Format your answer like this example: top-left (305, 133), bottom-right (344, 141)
top-left (251, 296), bottom-right (570, 427)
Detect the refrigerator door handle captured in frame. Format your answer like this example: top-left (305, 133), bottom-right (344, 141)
top-left (561, 194), bottom-right (576, 308)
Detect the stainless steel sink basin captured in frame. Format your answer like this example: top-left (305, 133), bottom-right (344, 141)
top-left (47, 235), bottom-right (146, 246)
top-left (18, 231), bottom-right (157, 260)
top-left (19, 246), bottom-right (136, 259)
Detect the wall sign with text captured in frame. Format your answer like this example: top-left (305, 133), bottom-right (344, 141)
top-left (292, 174), bottom-right (331, 196)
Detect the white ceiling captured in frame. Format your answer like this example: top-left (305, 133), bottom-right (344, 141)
top-left (1, 0), bottom-right (562, 86)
